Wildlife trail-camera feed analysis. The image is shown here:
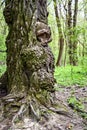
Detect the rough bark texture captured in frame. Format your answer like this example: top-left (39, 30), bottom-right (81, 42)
top-left (0, 0), bottom-right (55, 123)
top-left (36, 0), bottom-right (48, 24)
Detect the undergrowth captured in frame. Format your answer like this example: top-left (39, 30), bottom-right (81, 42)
top-left (54, 64), bottom-right (87, 87)
top-left (0, 34), bottom-right (6, 76)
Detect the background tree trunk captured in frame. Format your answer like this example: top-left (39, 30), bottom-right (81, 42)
top-left (53, 0), bottom-right (64, 66)
top-left (83, 0), bottom-right (87, 57)
top-left (67, 0), bottom-right (73, 65)
top-left (72, 0), bottom-right (78, 66)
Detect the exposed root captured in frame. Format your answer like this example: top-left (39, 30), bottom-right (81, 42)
top-left (48, 107), bottom-right (73, 117)
top-left (0, 91), bottom-right (73, 130)
top-left (1, 93), bottom-right (25, 100)
top-left (12, 104), bottom-right (26, 126)
top-left (29, 102), bottom-right (40, 120)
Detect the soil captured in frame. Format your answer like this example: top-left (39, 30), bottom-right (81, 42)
top-left (0, 85), bottom-right (87, 130)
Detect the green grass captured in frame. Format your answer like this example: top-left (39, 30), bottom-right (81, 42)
top-left (0, 65), bottom-right (6, 76)
top-left (54, 65), bottom-right (87, 87)
top-left (0, 34), bottom-right (6, 76)
top-left (0, 52), bottom-right (6, 61)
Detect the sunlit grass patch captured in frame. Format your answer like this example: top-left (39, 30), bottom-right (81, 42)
top-left (54, 65), bottom-right (87, 87)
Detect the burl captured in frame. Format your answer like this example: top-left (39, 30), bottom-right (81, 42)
top-left (35, 22), bottom-right (52, 46)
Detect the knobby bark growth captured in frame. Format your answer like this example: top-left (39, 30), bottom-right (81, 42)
top-left (0, 0), bottom-right (56, 125)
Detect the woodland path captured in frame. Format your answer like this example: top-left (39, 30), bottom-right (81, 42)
top-left (0, 85), bottom-right (87, 130)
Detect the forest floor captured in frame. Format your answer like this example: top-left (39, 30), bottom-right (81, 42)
top-left (0, 85), bottom-right (87, 130)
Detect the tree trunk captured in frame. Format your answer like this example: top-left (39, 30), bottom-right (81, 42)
top-left (83, 0), bottom-right (87, 57)
top-left (72, 0), bottom-right (78, 66)
top-left (64, 41), bottom-right (68, 66)
top-left (67, 0), bottom-right (73, 65)
top-left (53, 0), bottom-right (64, 66)
top-left (0, 0), bottom-right (55, 123)
top-left (63, 2), bottom-right (68, 66)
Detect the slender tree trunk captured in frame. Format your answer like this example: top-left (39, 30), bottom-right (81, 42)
top-left (53, 0), bottom-right (64, 66)
top-left (67, 0), bottom-right (73, 65)
top-left (1, 0), bottom-right (55, 122)
top-left (72, 0), bottom-right (78, 66)
top-left (83, 0), bottom-right (87, 57)
top-left (63, 2), bottom-right (68, 66)
top-left (82, 43), bottom-right (85, 57)
top-left (64, 41), bottom-right (67, 66)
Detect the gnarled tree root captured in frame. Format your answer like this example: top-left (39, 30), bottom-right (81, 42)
top-left (0, 92), bottom-right (73, 129)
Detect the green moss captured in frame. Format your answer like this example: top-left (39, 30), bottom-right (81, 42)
top-left (21, 45), bottom-right (47, 72)
top-left (35, 90), bottom-right (51, 106)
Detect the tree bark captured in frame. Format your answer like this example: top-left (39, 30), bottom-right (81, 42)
top-left (0, 0), bottom-right (55, 122)
top-left (53, 0), bottom-right (64, 66)
top-left (67, 0), bottom-right (73, 65)
top-left (72, 0), bottom-right (78, 66)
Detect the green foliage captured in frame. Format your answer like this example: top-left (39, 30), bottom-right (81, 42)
top-left (0, 34), bottom-right (6, 76)
top-left (80, 112), bottom-right (87, 119)
top-left (67, 96), bottom-right (84, 110)
top-left (54, 64), bottom-right (87, 87)
top-left (67, 96), bottom-right (87, 120)
top-left (0, 3), bottom-right (7, 76)
top-left (0, 34), bottom-right (6, 48)
top-left (0, 4), bottom-right (7, 66)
